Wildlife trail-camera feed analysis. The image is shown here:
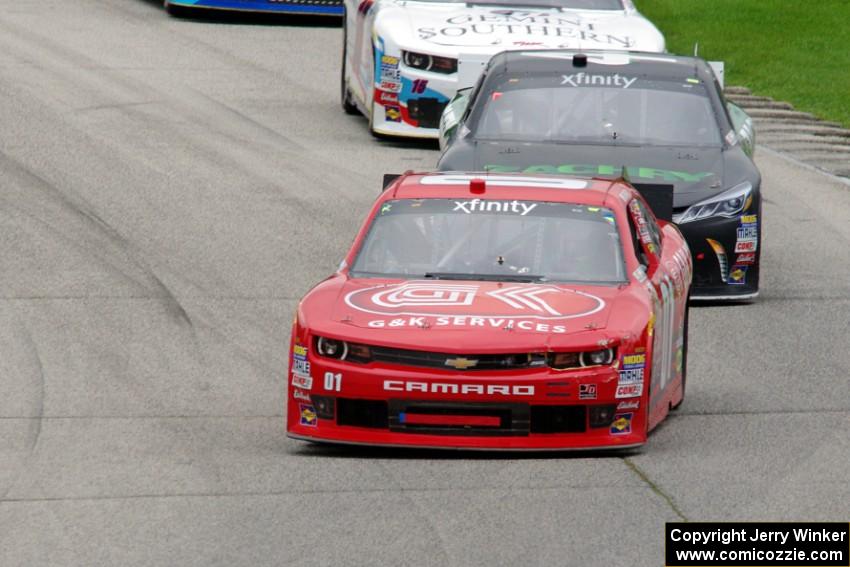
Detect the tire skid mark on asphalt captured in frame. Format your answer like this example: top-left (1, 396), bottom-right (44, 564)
top-left (0, 12), bottom-right (370, 207)
top-left (0, 29), bottom-right (308, 374)
top-left (0, 310), bottom-right (45, 502)
top-left (0, 152), bottom-right (194, 329)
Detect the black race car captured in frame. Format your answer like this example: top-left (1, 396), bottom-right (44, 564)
top-left (437, 50), bottom-right (760, 301)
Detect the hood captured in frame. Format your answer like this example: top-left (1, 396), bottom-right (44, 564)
top-left (305, 277), bottom-right (627, 352)
top-left (458, 141), bottom-right (728, 208)
top-left (377, 3), bottom-right (664, 54)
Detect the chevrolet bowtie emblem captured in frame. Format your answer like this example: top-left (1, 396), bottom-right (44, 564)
top-left (445, 357), bottom-right (479, 370)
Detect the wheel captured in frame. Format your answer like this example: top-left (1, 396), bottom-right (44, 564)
top-left (671, 294), bottom-right (690, 410)
top-left (340, 8), bottom-right (359, 115)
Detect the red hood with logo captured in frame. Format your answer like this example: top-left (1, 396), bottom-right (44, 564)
top-left (298, 276), bottom-right (648, 353)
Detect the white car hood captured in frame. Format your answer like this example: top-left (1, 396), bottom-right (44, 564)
top-left (376, 2), bottom-right (665, 54)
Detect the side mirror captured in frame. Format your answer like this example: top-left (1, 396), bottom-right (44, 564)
top-left (727, 101), bottom-right (756, 157)
top-left (438, 87), bottom-right (473, 152)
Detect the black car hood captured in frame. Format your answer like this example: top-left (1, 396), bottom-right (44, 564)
top-left (439, 141), bottom-right (752, 208)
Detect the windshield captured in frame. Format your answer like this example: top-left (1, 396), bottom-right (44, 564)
top-left (409, 0), bottom-right (623, 7)
top-left (351, 199), bottom-right (626, 284)
top-left (473, 74), bottom-right (721, 147)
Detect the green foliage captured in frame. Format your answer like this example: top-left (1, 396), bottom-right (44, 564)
top-left (638, 0), bottom-right (850, 128)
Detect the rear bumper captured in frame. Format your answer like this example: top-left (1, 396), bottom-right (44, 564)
top-left (169, 0), bottom-right (343, 15)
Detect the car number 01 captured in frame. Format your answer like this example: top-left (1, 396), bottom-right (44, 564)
top-left (324, 372), bottom-right (342, 392)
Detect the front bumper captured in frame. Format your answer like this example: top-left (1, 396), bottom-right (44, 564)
top-left (370, 64), bottom-right (454, 139)
top-left (169, 0), bottom-right (343, 15)
top-left (677, 210), bottom-right (761, 300)
top-left (286, 359), bottom-right (647, 450)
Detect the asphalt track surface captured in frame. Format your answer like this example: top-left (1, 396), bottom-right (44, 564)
top-left (1, 3), bottom-right (848, 566)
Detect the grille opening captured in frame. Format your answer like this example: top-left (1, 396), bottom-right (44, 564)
top-left (530, 405), bottom-right (587, 434)
top-left (368, 345), bottom-right (546, 371)
top-left (336, 398), bottom-right (388, 429)
top-left (406, 98), bottom-right (447, 129)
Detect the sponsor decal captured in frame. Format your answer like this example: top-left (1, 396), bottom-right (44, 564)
top-left (485, 163), bottom-right (713, 183)
top-left (579, 383), bottom-right (597, 400)
top-left (729, 264), bottom-right (748, 285)
top-left (292, 389), bottom-right (311, 402)
top-left (380, 78), bottom-right (402, 93)
top-left (292, 358), bottom-right (311, 378)
top-left (415, 12), bottom-right (633, 49)
top-left (617, 400), bottom-right (639, 411)
top-left (453, 199), bottom-right (537, 215)
top-left (385, 105), bottom-right (401, 122)
top-left (292, 374), bottom-right (313, 390)
top-left (344, 282), bottom-right (605, 334)
top-left (616, 383), bottom-right (643, 398)
top-left (619, 367), bottom-right (644, 385)
top-left (610, 412), bottom-right (633, 435)
top-left (380, 60), bottom-right (400, 81)
top-left (384, 380), bottom-right (534, 396)
top-left (347, 282), bottom-right (602, 318)
top-left (735, 252), bottom-right (756, 265)
top-left (292, 343), bottom-right (311, 379)
top-left (619, 352), bottom-right (646, 386)
top-left (736, 224), bottom-right (758, 241)
top-left (367, 317), bottom-right (569, 333)
top-left (561, 73), bottom-right (637, 89)
top-left (633, 266), bottom-right (647, 283)
top-left (299, 404), bottom-right (318, 427)
top-left (734, 240), bottom-right (757, 253)
top-left (381, 54), bottom-right (399, 66)
top-left (735, 216), bottom-right (759, 253)
top-left (376, 90), bottom-right (399, 105)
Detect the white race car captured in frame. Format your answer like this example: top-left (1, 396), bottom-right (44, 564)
top-left (341, 0), bottom-right (665, 139)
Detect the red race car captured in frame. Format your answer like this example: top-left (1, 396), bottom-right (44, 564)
top-left (287, 172), bottom-right (692, 450)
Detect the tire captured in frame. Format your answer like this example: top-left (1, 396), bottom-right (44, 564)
top-left (340, 8), bottom-right (359, 116)
top-left (164, 1), bottom-right (189, 17)
top-left (671, 294), bottom-right (690, 410)
top-left (367, 46), bottom-right (386, 138)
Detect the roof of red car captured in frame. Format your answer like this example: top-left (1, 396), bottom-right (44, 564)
top-left (387, 172), bottom-right (629, 207)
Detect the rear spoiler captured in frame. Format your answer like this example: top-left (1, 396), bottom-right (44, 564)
top-left (382, 173), bottom-right (401, 191)
top-left (631, 183), bottom-right (674, 222)
top-left (384, 171), bottom-right (675, 222)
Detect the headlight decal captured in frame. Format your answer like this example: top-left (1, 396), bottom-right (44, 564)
top-left (672, 181), bottom-right (753, 224)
